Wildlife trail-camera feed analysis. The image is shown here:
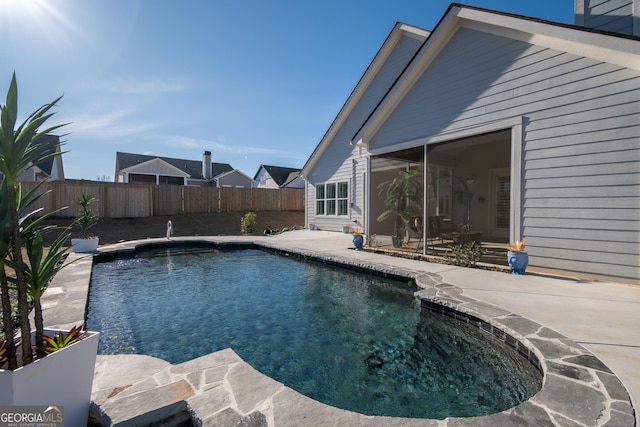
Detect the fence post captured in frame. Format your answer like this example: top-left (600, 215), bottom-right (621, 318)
top-left (149, 186), bottom-right (153, 217)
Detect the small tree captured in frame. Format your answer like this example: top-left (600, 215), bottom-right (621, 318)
top-left (0, 72), bottom-right (68, 368)
top-left (240, 212), bottom-right (257, 235)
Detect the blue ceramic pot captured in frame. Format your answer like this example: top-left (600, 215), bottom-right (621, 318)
top-left (507, 251), bottom-right (528, 275)
top-left (353, 234), bottom-right (364, 251)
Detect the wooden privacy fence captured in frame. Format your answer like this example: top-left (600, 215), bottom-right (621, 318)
top-left (18, 182), bottom-right (304, 218)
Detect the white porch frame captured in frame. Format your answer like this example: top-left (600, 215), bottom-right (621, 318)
top-left (364, 116), bottom-right (525, 248)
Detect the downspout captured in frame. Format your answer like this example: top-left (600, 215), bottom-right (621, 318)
top-left (510, 118), bottom-right (524, 243)
top-left (365, 155), bottom-right (371, 241)
top-left (423, 144), bottom-right (428, 255)
top-left (300, 173), bottom-right (309, 228)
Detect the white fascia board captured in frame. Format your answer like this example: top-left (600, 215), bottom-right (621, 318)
top-left (355, 11), bottom-right (461, 144)
top-left (457, 7), bottom-right (640, 70)
top-left (301, 23), bottom-right (429, 177)
top-left (120, 158), bottom-right (190, 177)
top-left (356, 5), bottom-right (640, 144)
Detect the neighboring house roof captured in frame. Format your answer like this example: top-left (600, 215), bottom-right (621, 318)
top-left (116, 152), bottom-right (233, 180)
top-left (12, 134), bottom-right (65, 181)
top-left (282, 171), bottom-right (302, 187)
top-left (34, 134), bottom-right (60, 176)
top-left (302, 3), bottom-right (640, 176)
top-left (254, 165), bottom-right (302, 187)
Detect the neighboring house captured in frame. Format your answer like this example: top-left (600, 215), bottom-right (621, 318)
top-left (115, 151), bottom-right (252, 187)
top-left (253, 165), bottom-right (304, 189)
top-left (301, 1), bottom-right (640, 283)
top-left (282, 171), bottom-right (305, 188)
top-left (14, 134), bottom-right (65, 182)
top-left (213, 169), bottom-right (254, 188)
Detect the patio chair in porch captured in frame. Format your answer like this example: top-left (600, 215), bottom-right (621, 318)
top-left (427, 216), bottom-right (454, 249)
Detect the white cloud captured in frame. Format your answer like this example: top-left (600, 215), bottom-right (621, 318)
top-left (165, 136), bottom-right (205, 149)
top-left (62, 108), bottom-right (162, 139)
top-left (79, 77), bottom-right (190, 95)
top-left (160, 134), bottom-right (302, 159)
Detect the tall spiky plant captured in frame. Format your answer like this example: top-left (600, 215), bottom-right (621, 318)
top-left (376, 169), bottom-right (423, 245)
top-left (0, 72), bottom-right (66, 367)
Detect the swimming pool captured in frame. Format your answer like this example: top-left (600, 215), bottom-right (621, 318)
top-left (86, 245), bottom-right (542, 419)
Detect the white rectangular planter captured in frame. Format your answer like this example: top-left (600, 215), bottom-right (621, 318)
top-left (0, 329), bottom-right (99, 427)
top-left (71, 237), bottom-right (99, 253)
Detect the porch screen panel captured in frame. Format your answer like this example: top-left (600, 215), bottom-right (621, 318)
top-left (495, 176), bottom-right (510, 229)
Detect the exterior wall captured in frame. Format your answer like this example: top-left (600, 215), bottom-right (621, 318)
top-left (306, 33), bottom-right (425, 232)
top-left (186, 179), bottom-right (210, 187)
top-left (17, 168), bottom-right (37, 182)
top-left (121, 159), bottom-right (188, 185)
top-left (284, 176), bottom-right (305, 188)
top-left (125, 160), bottom-right (183, 176)
top-left (216, 172), bottom-right (253, 188)
top-left (50, 158), bottom-right (63, 180)
top-left (254, 169), bottom-right (279, 189)
top-left (369, 26), bottom-right (640, 281)
top-left (306, 147), bottom-right (365, 232)
top-left (576, 0), bottom-right (638, 35)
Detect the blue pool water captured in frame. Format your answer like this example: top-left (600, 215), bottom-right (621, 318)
top-left (86, 246), bottom-right (542, 419)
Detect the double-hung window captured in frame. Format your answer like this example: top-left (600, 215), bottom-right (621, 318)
top-left (316, 181), bottom-right (348, 216)
top-left (316, 185), bottom-right (325, 215)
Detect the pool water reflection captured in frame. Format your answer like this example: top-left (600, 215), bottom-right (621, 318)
top-left (87, 246), bottom-right (541, 419)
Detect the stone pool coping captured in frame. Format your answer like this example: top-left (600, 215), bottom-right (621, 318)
top-left (43, 235), bottom-right (636, 426)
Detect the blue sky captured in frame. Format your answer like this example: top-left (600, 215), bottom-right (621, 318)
top-left (0, 0), bottom-right (574, 181)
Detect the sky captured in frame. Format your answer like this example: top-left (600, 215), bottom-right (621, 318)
top-left (0, 0), bottom-right (574, 181)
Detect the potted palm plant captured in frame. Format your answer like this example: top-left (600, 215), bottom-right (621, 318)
top-left (507, 239), bottom-right (528, 275)
top-left (71, 192), bottom-right (99, 253)
top-left (0, 73), bottom-right (99, 427)
top-left (376, 169), bottom-right (423, 247)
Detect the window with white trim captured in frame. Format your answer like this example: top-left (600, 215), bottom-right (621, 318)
top-left (315, 184), bottom-right (325, 215)
top-left (337, 181), bottom-right (349, 215)
top-left (315, 181), bottom-right (349, 216)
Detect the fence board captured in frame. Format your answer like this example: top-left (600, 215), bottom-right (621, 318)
top-left (184, 186), bottom-right (219, 213)
top-left (153, 185), bottom-right (183, 216)
top-left (220, 187), bottom-right (252, 212)
top-left (280, 188), bottom-right (305, 211)
top-left (106, 186), bottom-right (152, 218)
top-left (12, 182), bottom-right (304, 218)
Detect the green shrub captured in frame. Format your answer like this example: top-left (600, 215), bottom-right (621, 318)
top-left (240, 212), bottom-right (257, 235)
top-left (445, 242), bottom-right (486, 268)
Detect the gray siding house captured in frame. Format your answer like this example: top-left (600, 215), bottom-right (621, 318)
top-left (301, 1), bottom-right (640, 283)
top-left (15, 134), bottom-right (65, 182)
top-left (253, 165), bottom-right (304, 189)
top-left (115, 151), bottom-right (252, 187)
top-left (214, 169), bottom-right (253, 188)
